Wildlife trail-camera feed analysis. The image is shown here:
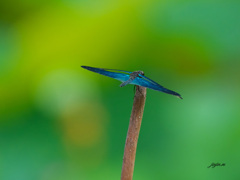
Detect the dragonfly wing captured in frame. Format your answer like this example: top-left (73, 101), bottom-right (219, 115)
top-left (120, 77), bottom-right (135, 87)
top-left (132, 75), bottom-right (182, 99)
top-left (81, 66), bottom-right (130, 82)
top-left (82, 66), bottom-right (182, 99)
top-left (100, 68), bottom-right (132, 74)
top-left (138, 74), bottom-right (159, 85)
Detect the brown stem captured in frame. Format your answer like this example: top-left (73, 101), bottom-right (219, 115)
top-left (121, 86), bottom-right (147, 180)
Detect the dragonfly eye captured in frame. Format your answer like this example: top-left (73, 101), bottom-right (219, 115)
top-left (138, 71), bottom-right (144, 76)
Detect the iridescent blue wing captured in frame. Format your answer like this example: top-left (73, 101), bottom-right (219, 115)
top-left (98, 68), bottom-right (132, 74)
top-left (82, 66), bottom-right (182, 99)
top-left (81, 66), bottom-right (131, 82)
top-left (132, 74), bottom-right (182, 99)
top-left (120, 77), bottom-right (135, 87)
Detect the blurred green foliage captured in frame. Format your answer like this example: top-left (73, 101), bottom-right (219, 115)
top-left (1, 0), bottom-right (240, 180)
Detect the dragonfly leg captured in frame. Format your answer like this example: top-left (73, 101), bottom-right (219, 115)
top-left (133, 85), bottom-right (136, 94)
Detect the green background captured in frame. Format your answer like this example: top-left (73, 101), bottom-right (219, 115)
top-left (1, 0), bottom-right (240, 180)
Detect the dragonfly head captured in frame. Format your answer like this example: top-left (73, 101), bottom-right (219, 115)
top-left (131, 71), bottom-right (144, 79)
top-left (136, 71), bottom-right (144, 76)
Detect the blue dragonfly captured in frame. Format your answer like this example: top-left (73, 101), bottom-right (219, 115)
top-left (81, 66), bottom-right (182, 99)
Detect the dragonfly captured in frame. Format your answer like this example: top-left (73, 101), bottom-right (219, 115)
top-left (81, 66), bottom-right (182, 99)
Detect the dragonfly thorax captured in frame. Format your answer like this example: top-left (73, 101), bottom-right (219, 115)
top-left (131, 71), bottom-right (144, 78)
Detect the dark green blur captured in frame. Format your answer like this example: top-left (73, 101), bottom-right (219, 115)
top-left (1, 1), bottom-right (240, 180)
